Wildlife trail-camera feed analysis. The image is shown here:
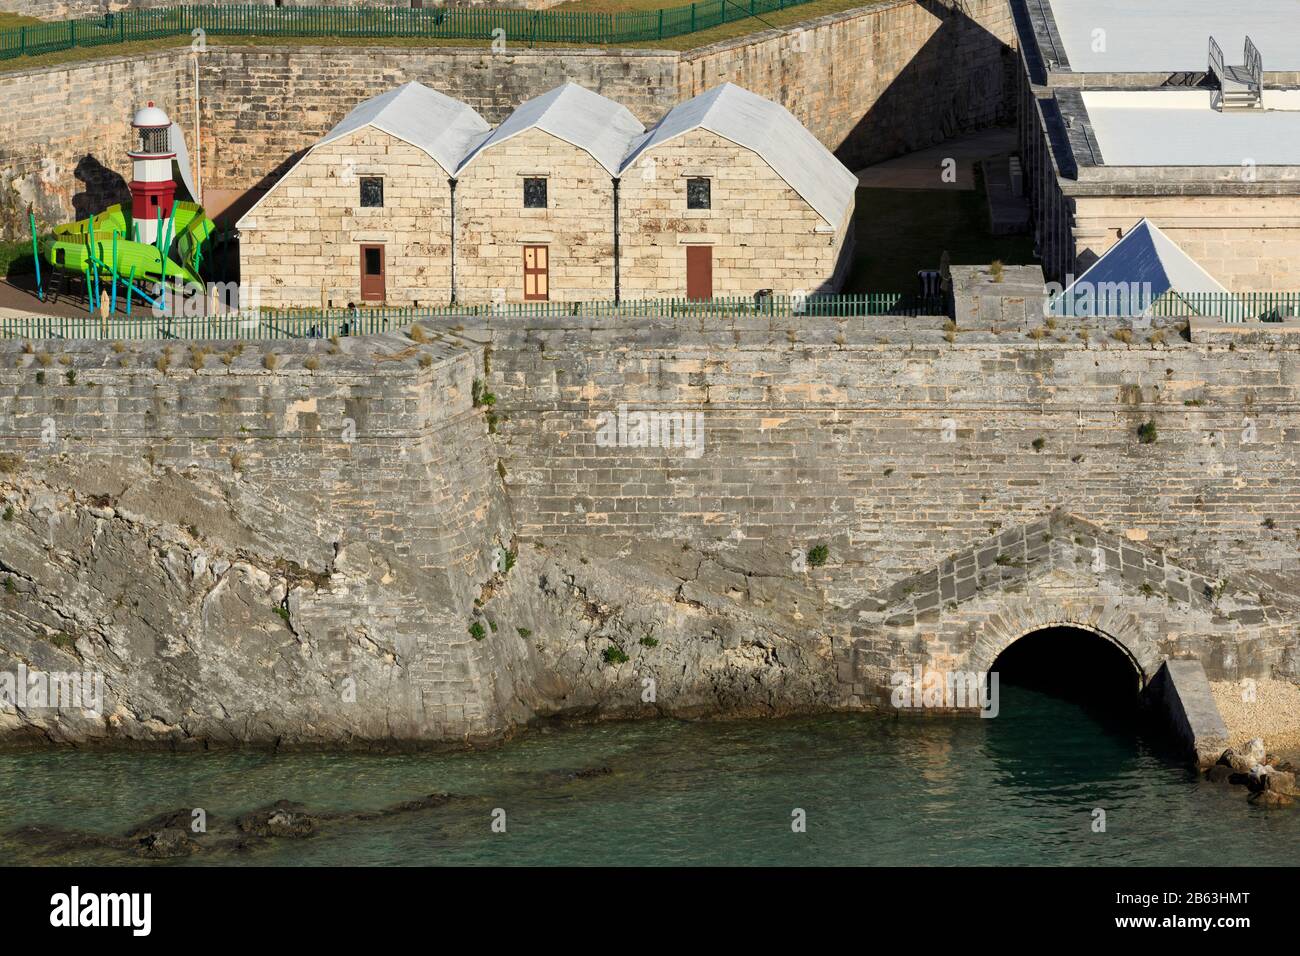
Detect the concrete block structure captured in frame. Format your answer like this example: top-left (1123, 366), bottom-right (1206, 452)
top-left (1013, 0), bottom-right (1300, 291)
top-left (237, 80), bottom-right (856, 306)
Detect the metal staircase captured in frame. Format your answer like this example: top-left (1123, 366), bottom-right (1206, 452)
top-left (1209, 35), bottom-right (1263, 111)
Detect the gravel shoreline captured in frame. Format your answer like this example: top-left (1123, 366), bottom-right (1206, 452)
top-left (1210, 679), bottom-right (1300, 758)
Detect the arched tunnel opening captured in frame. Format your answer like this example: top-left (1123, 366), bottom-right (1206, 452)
top-left (989, 626), bottom-right (1143, 720)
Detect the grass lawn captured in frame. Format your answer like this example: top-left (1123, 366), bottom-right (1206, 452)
top-left (844, 180), bottom-right (1038, 293)
top-left (0, 239), bottom-right (37, 278)
top-left (0, 0), bottom-right (880, 71)
top-left (0, 13), bottom-right (41, 30)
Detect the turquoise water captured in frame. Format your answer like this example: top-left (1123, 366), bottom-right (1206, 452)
top-left (1, 686), bottom-right (1296, 866)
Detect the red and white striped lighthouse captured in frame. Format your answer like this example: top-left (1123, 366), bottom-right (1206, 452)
top-left (127, 101), bottom-right (176, 244)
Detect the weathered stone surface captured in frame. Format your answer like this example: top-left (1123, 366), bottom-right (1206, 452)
top-left (2, 317), bottom-right (1300, 748)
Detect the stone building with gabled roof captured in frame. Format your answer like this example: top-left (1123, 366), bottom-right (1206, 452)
top-left (452, 83), bottom-right (645, 304)
top-left (236, 81), bottom-right (490, 308)
top-left (237, 80), bottom-right (858, 307)
top-left (617, 82), bottom-right (857, 300)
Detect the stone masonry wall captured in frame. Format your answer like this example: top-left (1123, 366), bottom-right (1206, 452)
top-left (238, 126), bottom-right (455, 308)
top-left (426, 315), bottom-right (1300, 686)
top-left (3, 315), bottom-right (1299, 745)
top-left (0, 333), bottom-right (535, 746)
top-left (679, 0), bottom-right (1018, 170)
top-left (455, 127), bottom-right (618, 304)
top-left (618, 128), bottom-right (852, 298)
top-left (0, 48), bottom-right (194, 239)
top-left (198, 46), bottom-right (677, 201)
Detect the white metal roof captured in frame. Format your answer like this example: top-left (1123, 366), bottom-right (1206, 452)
top-left (1081, 90), bottom-right (1300, 166)
top-left (620, 83), bottom-right (857, 227)
top-left (457, 83), bottom-right (645, 176)
top-left (317, 81), bottom-right (491, 176)
top-left (1048, 0), bottom-right (1300, 72)
top-left (1051, 218), bottom-right (1231, 316)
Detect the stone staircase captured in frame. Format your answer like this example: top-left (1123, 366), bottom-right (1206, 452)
top-left (1209, 35), bottom-right (1263, 111)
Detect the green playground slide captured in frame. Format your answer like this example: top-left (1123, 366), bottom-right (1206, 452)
top-left (43, 200), bottom-right (215, 290)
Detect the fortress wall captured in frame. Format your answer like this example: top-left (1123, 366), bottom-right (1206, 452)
top-left (0, 334), bottom-right (532, 744)
top-left (679, 0), bottom-right (1018, 169)
top-left (196, 44), bottom-right (677, 200)
top-left (1, 321), bottom-right (1298, 745)
top-left (462, 318), bottom-right (1300, 619)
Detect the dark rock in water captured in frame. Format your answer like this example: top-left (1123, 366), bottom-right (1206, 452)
top-left (1264, 770), bottom-right (1298, 796)
top-left (566, 766), bottom-right (613, 780)
top-left (1228, 772), bottom-right (1253, 786)
top-left (1249, 790), bottom-right (1294, 809)
top-left (236, 801), bottom-right (316, 838)
top-left (384, 792), bottom-right (453, 814)
top-left (1225, 753), bottom-right (1258, 774)
top-left (1205, 765), bottom-right (1235, 783)
top-left (7, 823), bottom-right (132, 855)
top-left (135, 828), bottom-right (199, 859)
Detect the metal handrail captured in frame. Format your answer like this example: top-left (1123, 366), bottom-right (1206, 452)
top-left (1208, 34), bottom-right (1225, 83)
top-left (1243, 35), bottom-right (1262, 88)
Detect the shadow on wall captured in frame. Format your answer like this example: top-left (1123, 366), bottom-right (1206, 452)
top-left (71, 154), bottom-right (130, 222)
top-left (837, 0), bottom-right (1017, 169)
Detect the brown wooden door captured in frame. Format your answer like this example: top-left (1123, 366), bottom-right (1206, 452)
top-left (686, 245), bottom-right (712, 300)
top-left (523, 245), bottom-right (549, 301)
top-left (360, 244), bottom-right (385, 302)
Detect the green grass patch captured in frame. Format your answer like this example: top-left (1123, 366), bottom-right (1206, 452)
top-left (0, 0), bottom-right (881, 72)
top-left (0, 239), bottom-right (40, 278)
top-left (0, 13), bottom-right (42, 30)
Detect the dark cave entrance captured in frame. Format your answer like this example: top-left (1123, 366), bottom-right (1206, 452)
top-left (989, 626), bottom-right (1143, 716)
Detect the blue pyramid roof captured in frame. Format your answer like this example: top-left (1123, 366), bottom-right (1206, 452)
top-left (1051, 219), bottom-right (1230, 317)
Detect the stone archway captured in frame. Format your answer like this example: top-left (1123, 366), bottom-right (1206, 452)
top-left (985, 623), bottom-right (1147, 701)
top-left (970, 613), bottom-right (1154, 690)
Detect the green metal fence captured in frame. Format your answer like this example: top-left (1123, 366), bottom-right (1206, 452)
top-left (1151, 291), bottom-right (1300, 324)
top-left (0, 0), bottom-right (820, 60)
top-left (0, 293), bottom-right (941, 340)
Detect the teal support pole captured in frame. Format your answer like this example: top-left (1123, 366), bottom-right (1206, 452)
top-left (27, 206), bottom-right (43, 301)
top-left (157, 206), bottom-right (175, 315)
top-left (110, 231), bottom-right (119, 315)
top-left (126, 265), bottom-right (136, 317)
top-left (86, 217), bottom-right (98, 315)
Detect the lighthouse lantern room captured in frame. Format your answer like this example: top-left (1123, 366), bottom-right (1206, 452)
top-left (127, 101), bottom-right (177, 245)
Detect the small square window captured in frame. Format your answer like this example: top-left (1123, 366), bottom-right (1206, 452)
top-left (686, 177), bottom-right (711, 210)
top-left (360, 177), bottom-right (384, 208)
top-left (523, 177), bottom-right (547, 209)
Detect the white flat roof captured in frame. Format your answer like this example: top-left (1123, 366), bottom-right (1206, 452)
top-left (1048, 0), bottom-right (1300, 73)
top-left (1082, 90), bottom-right (1300, 166)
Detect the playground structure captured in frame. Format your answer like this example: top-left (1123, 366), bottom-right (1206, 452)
top-left (29, 102), bottom-right (227, 317)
